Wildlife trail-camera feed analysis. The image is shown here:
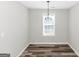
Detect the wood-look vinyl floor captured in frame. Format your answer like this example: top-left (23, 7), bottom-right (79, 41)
top-left (20, 44), bottom-right (78, 57)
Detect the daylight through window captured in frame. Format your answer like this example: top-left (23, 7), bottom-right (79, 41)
top-left (43, 14), bottom-right (55, 36)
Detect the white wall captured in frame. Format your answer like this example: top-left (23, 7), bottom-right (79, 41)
top-left (0, 1), bottom-right (29, 57)
top-left (69, 4), bottom-right (79, 56)
top-left (29, 9), bottom-right (69, 43)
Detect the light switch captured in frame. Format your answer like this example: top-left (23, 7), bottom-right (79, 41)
top-left (1, 32), bottom-right (4, 38)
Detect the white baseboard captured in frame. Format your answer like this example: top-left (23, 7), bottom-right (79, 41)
top-left (17, 42), bottom-right (30, 57)
top-left (31, 42), bottom-right (79, 56)
top-left (31, 42), bottom-right (69, 44)
top-left (17, 42), bottom-right (79, 57)
top-left (68, 43), bottom-right (79, 56)
top-left (17, 42), bottom-right (68, 57)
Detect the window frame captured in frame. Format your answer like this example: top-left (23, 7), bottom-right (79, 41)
top-left (42, 13), bottom-right (55, 36)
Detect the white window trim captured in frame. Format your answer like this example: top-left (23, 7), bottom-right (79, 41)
top-left (42, 13), bottom-right (55, 36)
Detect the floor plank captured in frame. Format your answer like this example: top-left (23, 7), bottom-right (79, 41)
top-left (20, 44), bottom-right (78, 57)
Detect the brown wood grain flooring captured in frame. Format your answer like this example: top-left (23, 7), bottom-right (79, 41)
top-left (20, 44), bottom-right (78, 57)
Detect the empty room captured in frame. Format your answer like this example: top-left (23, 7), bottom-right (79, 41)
top-left (0, 0), bottom-right (79, 57)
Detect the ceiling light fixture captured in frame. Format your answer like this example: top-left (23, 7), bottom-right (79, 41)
top-left (47, 1), bottom-right (50, 17)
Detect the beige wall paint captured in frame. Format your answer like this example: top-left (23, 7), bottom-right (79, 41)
top-left (0, 1), bottom-right (30, 57)
top-left (29, 9), bottom-right (69, 43)
top-left (69, 4), bottom-right (79, 56)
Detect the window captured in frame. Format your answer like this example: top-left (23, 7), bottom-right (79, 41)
top-left (43, 14), bottom-right (55, 36)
